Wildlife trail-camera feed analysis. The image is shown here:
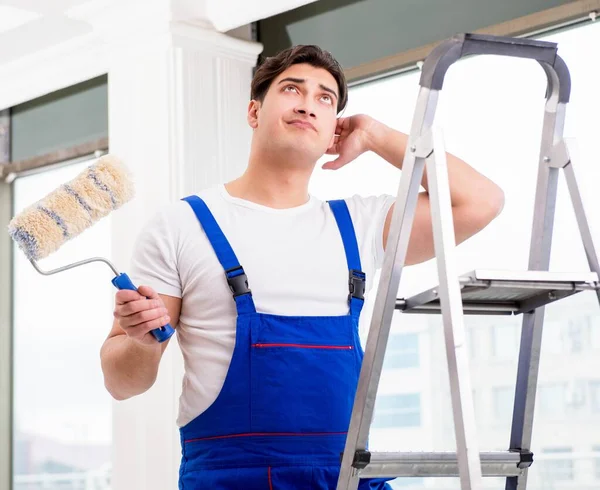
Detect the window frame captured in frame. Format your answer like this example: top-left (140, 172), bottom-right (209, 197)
top-left (0, 108), bottom-right (12, 490)
top-left (0, 178), bottom-right (13, 490)
top-left (1, 125), bottom-right (108, 488)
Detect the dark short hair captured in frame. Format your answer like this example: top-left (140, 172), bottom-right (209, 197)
top-left (251, 45), bottom-right (348, 113)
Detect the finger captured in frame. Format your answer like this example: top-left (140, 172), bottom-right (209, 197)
top-left (341, 119), bottom-right (354, 137)
top-left (123, 315), bottom-right (171, 341)
top-left (335, 117), bottom-right (349, 134)
top-left (137, 285), bottom-right (159, 299)
top-left (117, 298), bottom-right (163, 317)
top-left (325, 141), bottom-right (340, 155)
top-left (119, 306), bottom-right (169, 329)
top-left (327, 134), bottom-right (340, 147)
top-left (322, 156), bottom-right (349, 170)
top-left (115, 289), bottom-right (144, 305)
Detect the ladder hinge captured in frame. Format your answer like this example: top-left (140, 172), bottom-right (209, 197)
top-left (511, 449), bottom-right (534, 469)
top-left (351, 450), bottom-right (371, 469)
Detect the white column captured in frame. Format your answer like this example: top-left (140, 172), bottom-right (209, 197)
top-left (74, 8), bottom-right (262, 489)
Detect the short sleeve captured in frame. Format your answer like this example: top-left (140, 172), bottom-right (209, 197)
top-left (345, 194), bottom-right (396, 270)
top-left (128, 208), bottom-right (182, 298)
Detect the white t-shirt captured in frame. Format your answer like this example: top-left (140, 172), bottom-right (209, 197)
top-left (129, 185), bottom-right (395, 427)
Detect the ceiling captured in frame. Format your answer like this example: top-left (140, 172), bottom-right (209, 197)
top-left (0, 0), bottom-right (316, 67)
top-left (0, 0), bottom-right (96, 65)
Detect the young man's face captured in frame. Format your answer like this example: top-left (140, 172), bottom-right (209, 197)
top-left (248, 63), bottom-right (339, 162)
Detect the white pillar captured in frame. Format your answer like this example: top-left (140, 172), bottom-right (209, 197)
top-left (71, 7), bottom-right (262, 488)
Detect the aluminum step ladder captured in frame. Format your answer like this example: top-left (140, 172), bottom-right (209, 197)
top-left (337, 33), bottom-right (600, 490)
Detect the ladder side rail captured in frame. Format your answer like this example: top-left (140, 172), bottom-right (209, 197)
top-left (336, 87), bottom-right (438, 490)
top-left (426, 126), bottom-right (483, 489)
top-left (561, 146), bottom-right (600, 304)
top-left (507, 68), bottom-right (567, 490)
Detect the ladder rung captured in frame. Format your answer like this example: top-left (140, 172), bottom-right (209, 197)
top-left (358, 451), bottom-right (525, 478)
top-left (396, 269), bottom-right (599, 315)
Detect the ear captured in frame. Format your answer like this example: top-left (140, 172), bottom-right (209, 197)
top-left (327, 131), bottom-right (336, 151)
top-left (326, 120), bottom-right (338, 151)
top-left (247, 100), bottom-right (260, 129)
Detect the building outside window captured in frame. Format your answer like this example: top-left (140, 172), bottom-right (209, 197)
top-left (539, 447), bottom-right (574, 482)
top-left (590, 381), bottom-right (600, 414)
top-left (492, 386), bottom-right (514, 423)
top-left (383, 333), bottom-right (420, 369)
top-left (371, 394), bottom-right (421, 429)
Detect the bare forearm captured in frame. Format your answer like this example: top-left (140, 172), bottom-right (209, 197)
top-left (368, 123), bottom-right (503, 211)
top-left (100, 335), bottom-right (162, 400)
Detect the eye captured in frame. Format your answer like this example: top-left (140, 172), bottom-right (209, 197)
top-left (283, 85), bottom-right (298, 93)
top-left (320, 94), bottom-right (333, 105)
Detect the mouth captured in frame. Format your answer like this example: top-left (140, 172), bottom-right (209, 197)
top-left (287, 119), bottom-right (317, 132)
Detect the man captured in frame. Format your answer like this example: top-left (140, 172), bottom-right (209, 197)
top-left (100, 45), bottom-right (504, 489)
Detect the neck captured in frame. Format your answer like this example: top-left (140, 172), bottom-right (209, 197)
top-left (226, 145), bottom-right (316, 209)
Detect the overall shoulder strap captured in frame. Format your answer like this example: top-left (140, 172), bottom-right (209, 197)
top-left (182, 195), bottom-right (256, 315)
top-left (328, 199), bottom-right (365, 319)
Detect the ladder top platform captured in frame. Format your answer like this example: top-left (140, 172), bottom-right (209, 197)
top-left (396, 269), bottom-right (600, 315)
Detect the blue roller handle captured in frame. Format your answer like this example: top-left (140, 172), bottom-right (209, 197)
top-left (111, 272), bottom-right (175, 343)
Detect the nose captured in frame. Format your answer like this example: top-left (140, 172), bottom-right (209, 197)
top-left (294, 104), bottom-right (316, 119)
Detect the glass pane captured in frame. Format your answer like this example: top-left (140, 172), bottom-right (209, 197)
top-left (492, 386), bottom-right (514, 423)
top-left (591, 382), bottom-right (600, 413)
top-left (12, 158), bottom-right (113, 489)
top-left (594, 446), bottom-right (600, 479)
top-left (309, 19), bottom-right (600, 489)
top-left (591, 315), bottom-right (600, 350)
top-left (538, 384), bottom-right (567, 418)
top-left (383, 333), bottom-right (419, 369)
top-left (491, 323), bottom-right (519, 359)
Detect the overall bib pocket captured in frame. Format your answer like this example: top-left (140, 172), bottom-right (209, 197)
top-left (250, 338), bottom-right (360, 433)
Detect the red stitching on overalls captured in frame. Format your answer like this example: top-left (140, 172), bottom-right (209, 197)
top-left (252, 343), bottom-right (353, 350)
top-left (268, 466), bottom-right (273, 490)
top-left (184, 431), bottom-right (348, 443)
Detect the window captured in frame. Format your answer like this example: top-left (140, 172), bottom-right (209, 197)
top-left (537, 384), bottom-right (567, 418)
top-left (492, 386), bottom-right (514, 422)
top-left (591, 382), bottom-right (600, 414)
top-left (389, 477), bottom-right (425, 489)
top-left (539, 448), bottom-right (574, 481)
top-left (590, 315), bottom-right (600, 350)
top-left (383, 333), bottom-right (419, 369)
top-left (12, 158), bottom-right (113, 489)
top-left (372, 394), bottom-right (421, 429)
top-left (465, 324), bottom-right (485, 360)
top-left (565, 319), bottom-right (586, 353)
top-left (542, 320), bottom-right (564, 355)
top-left (308, 18), bottom-right (600, 475)
top-left (491, 324), bottom-right (519, 359)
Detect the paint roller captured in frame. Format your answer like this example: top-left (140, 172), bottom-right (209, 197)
top-left (7, 154), bottom-right (175, 343)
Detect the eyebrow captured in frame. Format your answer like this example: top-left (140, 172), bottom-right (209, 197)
top-left (278, 77), bottom-right (338, 101)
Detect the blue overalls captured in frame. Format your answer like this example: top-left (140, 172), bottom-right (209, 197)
top-left (179, 195), bottom-right (393, 489)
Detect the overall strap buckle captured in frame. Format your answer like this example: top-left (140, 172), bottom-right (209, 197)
top-left (225, 266), bottom-right (252, 297)
top-left (348, 269), bottom-right (366, 302)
